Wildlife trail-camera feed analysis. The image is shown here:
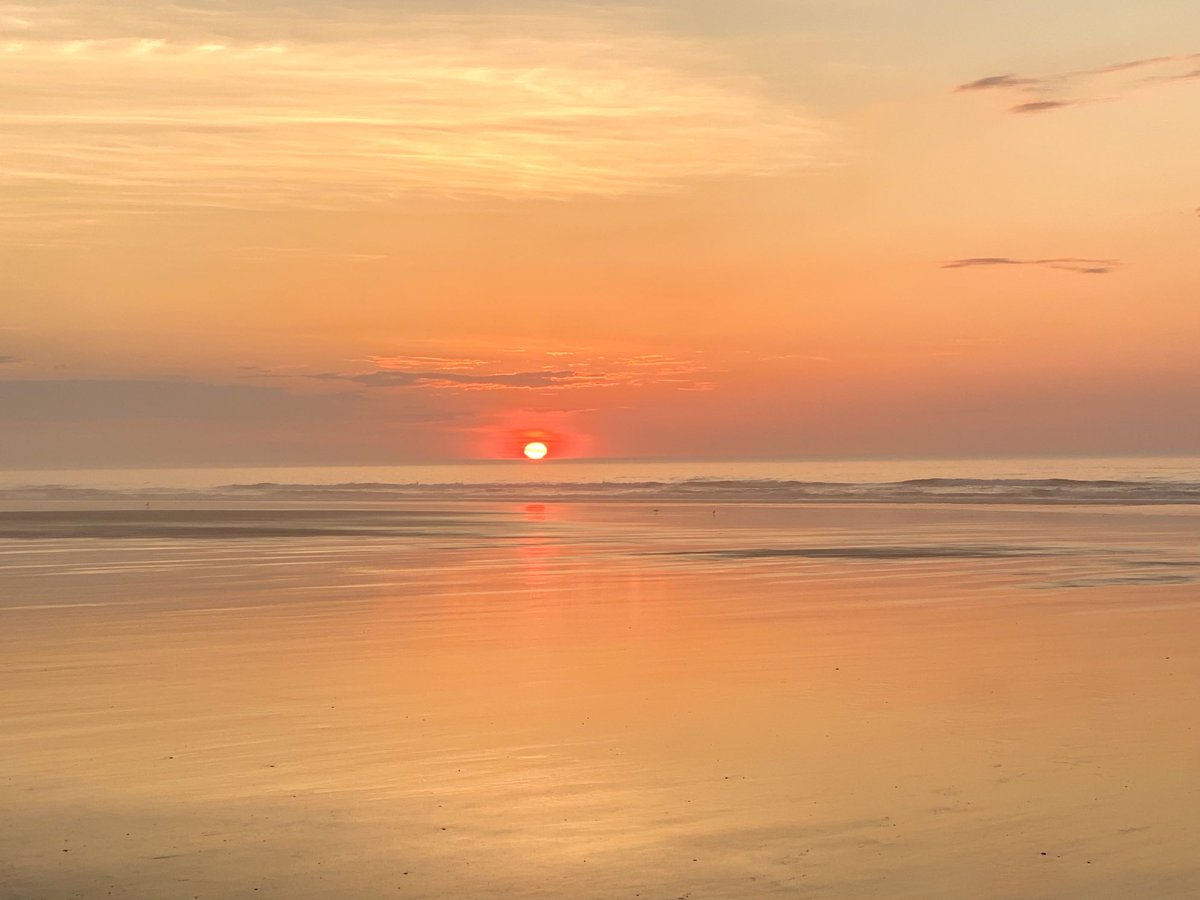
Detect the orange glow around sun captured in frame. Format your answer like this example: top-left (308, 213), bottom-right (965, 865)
top-left (472, 423), bottom-right (588, 460)
top-left (523, 441), bottom-right (548, 460)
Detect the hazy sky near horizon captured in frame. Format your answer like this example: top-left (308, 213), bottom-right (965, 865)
top-left (3, 0), bottom-right (1199, 465)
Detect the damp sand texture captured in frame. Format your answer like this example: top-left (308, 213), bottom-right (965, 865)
top-left (2, 501), bottom-right (1200, 899)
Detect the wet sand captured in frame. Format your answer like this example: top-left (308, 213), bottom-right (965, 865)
top-left (2, 502), bottom-right (1199, 898)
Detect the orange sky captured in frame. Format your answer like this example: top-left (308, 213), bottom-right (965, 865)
top-left (3, 1), bottom-right (1199, 465)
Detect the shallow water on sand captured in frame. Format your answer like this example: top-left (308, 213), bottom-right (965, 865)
top-left (2, 502), bottom-right (1200, 899)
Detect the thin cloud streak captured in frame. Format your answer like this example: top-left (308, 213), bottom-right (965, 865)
top-left (0, 4), bottom-right (829, 225)
top-left (367, 355), bottom-right (489, 373)
top-left (955, 52), bottom-right (1200, 113)
top-left (943, 257), bottom-right (1119, 275)
top-left (1011, 99), bottom-right (1078, 114)
top-left (312, 370), bottom-right (581, 390)
top-left (309, 346), bottom-right (718, 393)
top-left (955, 74), bottom-right (1042, 92)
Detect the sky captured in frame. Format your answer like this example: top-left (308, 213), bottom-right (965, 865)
top-left (3, 0), bottom-right (1199, 466)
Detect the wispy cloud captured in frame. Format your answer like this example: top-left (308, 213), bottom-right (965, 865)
top-left (1010, 99), bottom-right (1078, 114)
top-left (367, 355), bottom-right (489, 373)
top-left (312, 369), bottom-right (582, 390)
top-left (0, 2), bottom-right (828, 227)
top-left (309, 346), bottom-right (718, 393)
top-left (942, 257), bottom-right (1119, 275)
top-left (224, 246), bottom-right (389, 262)
top-left (604, 353), bottom-right (718, 391)
top-left (956, 74), bottom-right (1043, 92)
top-left (955, 53), bottom-right (1200, 113)
top-left (1155, 67), bottom-right (1200, 84)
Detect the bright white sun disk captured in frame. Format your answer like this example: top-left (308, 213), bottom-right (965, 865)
top-left (523, 441), bottom-right (548, 460)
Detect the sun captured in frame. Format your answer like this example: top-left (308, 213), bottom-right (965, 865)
top-left (523, 441), bottom-right (548, 460)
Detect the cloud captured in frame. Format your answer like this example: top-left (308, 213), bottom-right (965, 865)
top-left (955, 74), bottom-right (1042, 92)
top-left (955, 53), bottom-right (1200, 114)
top-left (1010, 99), bottom-right (1078, 114)
top-left (942, 257), bottom-right (1119, 275)
top-left (0, 2), bottom-right (828, 228)
top-left (0, 378), bottom-right (364, 421)
top-left (367, 355), bottom-right (488, 372)
top-left (223, 246), bottom-right (389, 262)
top-left (0, 355), bottom-right (19, 364)
top-left (1151, 67), bottom-right (1200, 84)
top-left (604, 353), bottom-right (718, 390)
top-left (0, 374), bottom-right (464, 466)
top-left (312, 369), bottom-right (586, 390)
top-left (310, 346), bottom-right (719, 392)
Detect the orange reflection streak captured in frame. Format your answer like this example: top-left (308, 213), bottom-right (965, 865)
top-left (522, 503), bottom-right (549, 522)
top-left (516, 503), bottom-right (566, 584)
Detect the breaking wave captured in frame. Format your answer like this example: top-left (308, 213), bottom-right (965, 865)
top-left (5, 477), bottom-right (1200, 505)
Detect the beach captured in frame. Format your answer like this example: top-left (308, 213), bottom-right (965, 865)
top-left (10, 0), bottom-right (1199, 892)
top-left (3, 498), bottom-right (1199, 898)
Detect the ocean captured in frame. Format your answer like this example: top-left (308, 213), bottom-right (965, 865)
top-left (2, 455), bottom-right (1200, 505)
